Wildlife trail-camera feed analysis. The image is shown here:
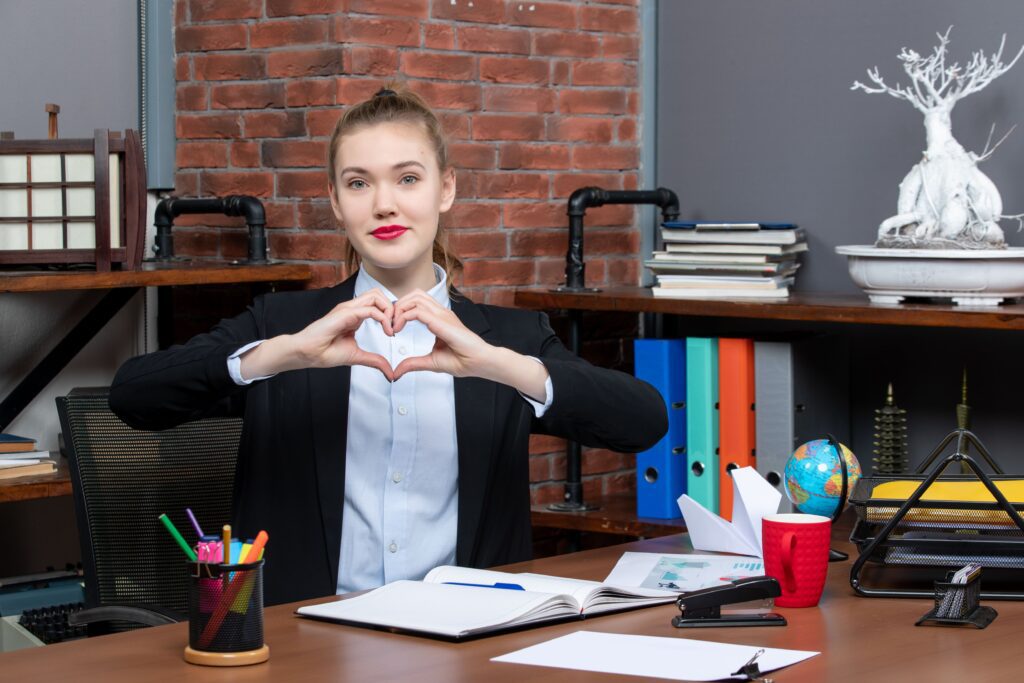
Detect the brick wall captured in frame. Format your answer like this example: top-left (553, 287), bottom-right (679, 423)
top-left (173, 0), bottom-right (643, 504)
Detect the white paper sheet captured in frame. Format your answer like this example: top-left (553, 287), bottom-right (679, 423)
top-left (493, 630), bottom-right (818, 681)
top-left (677, 466), bottom-right (781, 557)
top-left (604, 552), bottom-right (765, 592)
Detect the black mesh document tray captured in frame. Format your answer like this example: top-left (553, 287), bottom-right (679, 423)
top-left (848, 429), bottom-right (1024, 599)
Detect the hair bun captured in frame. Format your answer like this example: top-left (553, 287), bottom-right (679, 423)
top-left (374, 88), bottom-right (398, 98)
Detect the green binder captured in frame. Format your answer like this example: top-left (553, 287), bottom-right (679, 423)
top-left (685, 337), bottom-right (719, 513)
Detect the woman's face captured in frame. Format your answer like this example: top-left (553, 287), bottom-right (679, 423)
top-left (329, 121), bottom-right (455, 279)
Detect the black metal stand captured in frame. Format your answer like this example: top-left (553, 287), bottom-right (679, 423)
top-left (548, 187), bottom-right (680, 512)
top-left (827, 434), bottom-right (849, 562)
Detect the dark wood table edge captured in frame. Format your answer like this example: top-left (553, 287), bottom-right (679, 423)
top-left (514, 287), bottom-right (1024, 331)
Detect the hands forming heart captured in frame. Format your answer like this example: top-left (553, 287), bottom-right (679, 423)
top-left (291, 288), bottom-right (492, 383)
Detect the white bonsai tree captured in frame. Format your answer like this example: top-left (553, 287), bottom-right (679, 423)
top-left (852, 28), bottom-right (1024, 249)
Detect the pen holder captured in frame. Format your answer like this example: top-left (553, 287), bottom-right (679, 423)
top-left (915, 570), bottom-right (997, 629)
top-left (184, 560), bottom-right (270, 666)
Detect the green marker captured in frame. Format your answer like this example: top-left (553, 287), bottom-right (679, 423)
top-left (159, 513), bottom-right (198, 562)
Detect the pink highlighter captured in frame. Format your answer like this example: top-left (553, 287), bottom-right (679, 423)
top-left (196, 536), bottom-right (223, 612)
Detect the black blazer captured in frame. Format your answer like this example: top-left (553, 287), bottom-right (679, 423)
top-left (110, 274), bottom-right (667, 605)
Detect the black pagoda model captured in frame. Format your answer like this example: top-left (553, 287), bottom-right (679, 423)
top-left (873, 383), bottom-right (908, 475)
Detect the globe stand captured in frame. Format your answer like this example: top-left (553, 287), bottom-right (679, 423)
top-left (826, 434), bottom-right (850, 563)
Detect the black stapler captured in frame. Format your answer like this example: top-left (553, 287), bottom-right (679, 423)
top-left (672, 576), bottom-right (787, 628)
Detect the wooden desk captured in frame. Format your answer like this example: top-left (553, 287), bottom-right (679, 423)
top-left (2, 531), bottom-right (1020, 681)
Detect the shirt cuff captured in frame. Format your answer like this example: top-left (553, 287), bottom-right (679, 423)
top-left (227, 340), bottom-right (276, 385)
top-left (519, 356), bottom-right (554, 418)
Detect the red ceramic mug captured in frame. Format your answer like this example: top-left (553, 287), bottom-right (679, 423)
top-left (762, 513), bottom-right (831, 607)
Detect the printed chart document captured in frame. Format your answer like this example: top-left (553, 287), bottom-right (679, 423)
top-left (605, 552), bottom-right (765, 592)
top-left (296, 566), bottom-right (674, 640)
top-left (493, 630), bottom-right (819, 681)
top-left (677, 466), bottom-right (781, 557)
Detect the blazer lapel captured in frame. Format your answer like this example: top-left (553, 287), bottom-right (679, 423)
top-left (308, 275), bottom-right (357, 587)
top-left (451, 294), bottom-right (496, 566)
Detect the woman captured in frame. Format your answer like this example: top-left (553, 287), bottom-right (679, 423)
top-left (110, 85), bottom-right (667, 606)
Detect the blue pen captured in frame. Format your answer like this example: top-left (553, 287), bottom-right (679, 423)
top-left (443, 581), bottom-right (525, 591)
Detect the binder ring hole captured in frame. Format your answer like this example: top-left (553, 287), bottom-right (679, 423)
top-left (766, 471), bottom-right (782, 486)
top-left (644, 467), bottom-right (659, 484)
top-left (725, 463), bottom-right (739, 476)
top-left (691, 462), bottom-right (705, 476)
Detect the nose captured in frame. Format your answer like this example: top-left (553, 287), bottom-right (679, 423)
top-left (373, 185), bottom-right (396, 218)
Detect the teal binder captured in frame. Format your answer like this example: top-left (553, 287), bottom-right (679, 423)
top-left (685, 337), bottom-right (719, 513)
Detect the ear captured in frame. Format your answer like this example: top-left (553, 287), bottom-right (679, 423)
top-left (439, 167), bottom-right (457, 214)
top-left (328, 182), bottom-right (344, 226)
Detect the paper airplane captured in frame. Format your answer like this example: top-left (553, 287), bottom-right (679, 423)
top-left (676, 466), bottom-right (781, 557)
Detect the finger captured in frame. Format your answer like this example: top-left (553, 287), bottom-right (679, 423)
top-left (395, 289), bottom-right (445, 315)
top-left (354, 290), bottom-right (395, 334)
top-left (393, 304), bottom-right (448, 338)
top-left (392, 354), bottom-right (440, 381)
top-left (350, 350), bottom-right (394, 382)
top-left (341, 306), bottom-right (392, 331)
top-left (393, 297), bottom-right (451, 334)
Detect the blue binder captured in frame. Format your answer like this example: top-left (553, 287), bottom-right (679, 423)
top-left (633, 339), bottom-right (687, 519)
top-left (686, 337), bottom-right (719, 514)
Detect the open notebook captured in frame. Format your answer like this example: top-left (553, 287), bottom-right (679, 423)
top-left (296, 565), bottom-right (675, 640)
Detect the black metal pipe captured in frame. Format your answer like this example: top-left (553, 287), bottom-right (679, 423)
top-left (549, 187), bottom-right (680, 511)
top-left (153, 195), bottom-right (268, 263)
top-left (562, 187), bottom-right (680, 292)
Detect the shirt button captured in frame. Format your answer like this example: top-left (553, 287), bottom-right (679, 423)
top-left (398, 406), bottom-right (408, 416)
top-left (392, 471), bottom-right (403, 483)
top-left (388, 542), bottom-right (398, 553)
top-left (398, 346), bottom-right (408, 355)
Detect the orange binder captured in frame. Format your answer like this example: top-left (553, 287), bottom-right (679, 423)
top-left (718, 338), bottom-right (756, 521)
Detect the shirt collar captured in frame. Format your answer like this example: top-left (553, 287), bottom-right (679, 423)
top-left (354, 263), bottom-right (450, 309)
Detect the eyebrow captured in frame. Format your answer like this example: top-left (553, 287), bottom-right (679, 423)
top-left (339, 160), bottom-right (427, 176)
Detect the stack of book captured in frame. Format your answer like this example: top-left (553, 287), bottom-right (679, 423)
top-left (0, 433), bottom-right (56, 480)
top-left (646, 222), bottom-right (807, 299)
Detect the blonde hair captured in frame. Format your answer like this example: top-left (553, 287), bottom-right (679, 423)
top-left (327, 83), bottom-right (462, 287)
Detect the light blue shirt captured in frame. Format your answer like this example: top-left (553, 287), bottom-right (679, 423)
top-left (227, 265), bottom-right (552, 594)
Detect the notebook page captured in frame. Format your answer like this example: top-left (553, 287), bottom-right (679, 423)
top-left (425, 566), bottom-right (595, 606)
top-left (297, 581), bottom-right (574, 638)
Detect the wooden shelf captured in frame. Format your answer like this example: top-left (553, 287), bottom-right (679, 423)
top-left (0, 261), bottom-right (313, 293)
top-left (0, 457), bottom-right (71, 503)
top-left (514, 287), bottom-right (1024, 331)
top-left (0, 261), bottom-right (315, 503)
top-left (531, 492), bottom-right (686, 538)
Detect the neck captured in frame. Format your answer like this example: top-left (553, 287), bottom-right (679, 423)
top-left (361, 258), bottom-right (438, 299)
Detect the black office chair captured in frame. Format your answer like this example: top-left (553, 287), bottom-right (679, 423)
top-left (56, 387), bottom-right (241, 634)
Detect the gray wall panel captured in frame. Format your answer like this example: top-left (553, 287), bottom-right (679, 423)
top-left (0, 0), bottom-right (137, 139)
top-left (657, 1), bottom-right (1024, 293)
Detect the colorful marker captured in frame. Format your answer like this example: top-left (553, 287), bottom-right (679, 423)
top-left (199, 530), bottom-right (270, 648)
top-left (222, 524), bottom-right (232, 566)
top-left (158, 513), bottom-right (197, 562)
top-left (185, 508), bottom-right (204, 538)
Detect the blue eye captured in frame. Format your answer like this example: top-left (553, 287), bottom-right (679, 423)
top-left (399, 175), bottom-right (418, 185)
top-left (348, 179), bottom-right (367, 190)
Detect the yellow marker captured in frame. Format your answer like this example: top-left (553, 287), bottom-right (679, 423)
top-left (222, 524), bottom-right (232, 566)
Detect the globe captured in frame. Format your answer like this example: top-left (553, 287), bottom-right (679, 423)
top-left (784, 439), bottom-right (862, 518)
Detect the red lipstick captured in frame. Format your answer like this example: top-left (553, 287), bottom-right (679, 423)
top-left (371, 224), bottom-right (409, 240)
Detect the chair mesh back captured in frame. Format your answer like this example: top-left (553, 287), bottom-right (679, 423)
top-left (58, 388), bottom-right (240, 618)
